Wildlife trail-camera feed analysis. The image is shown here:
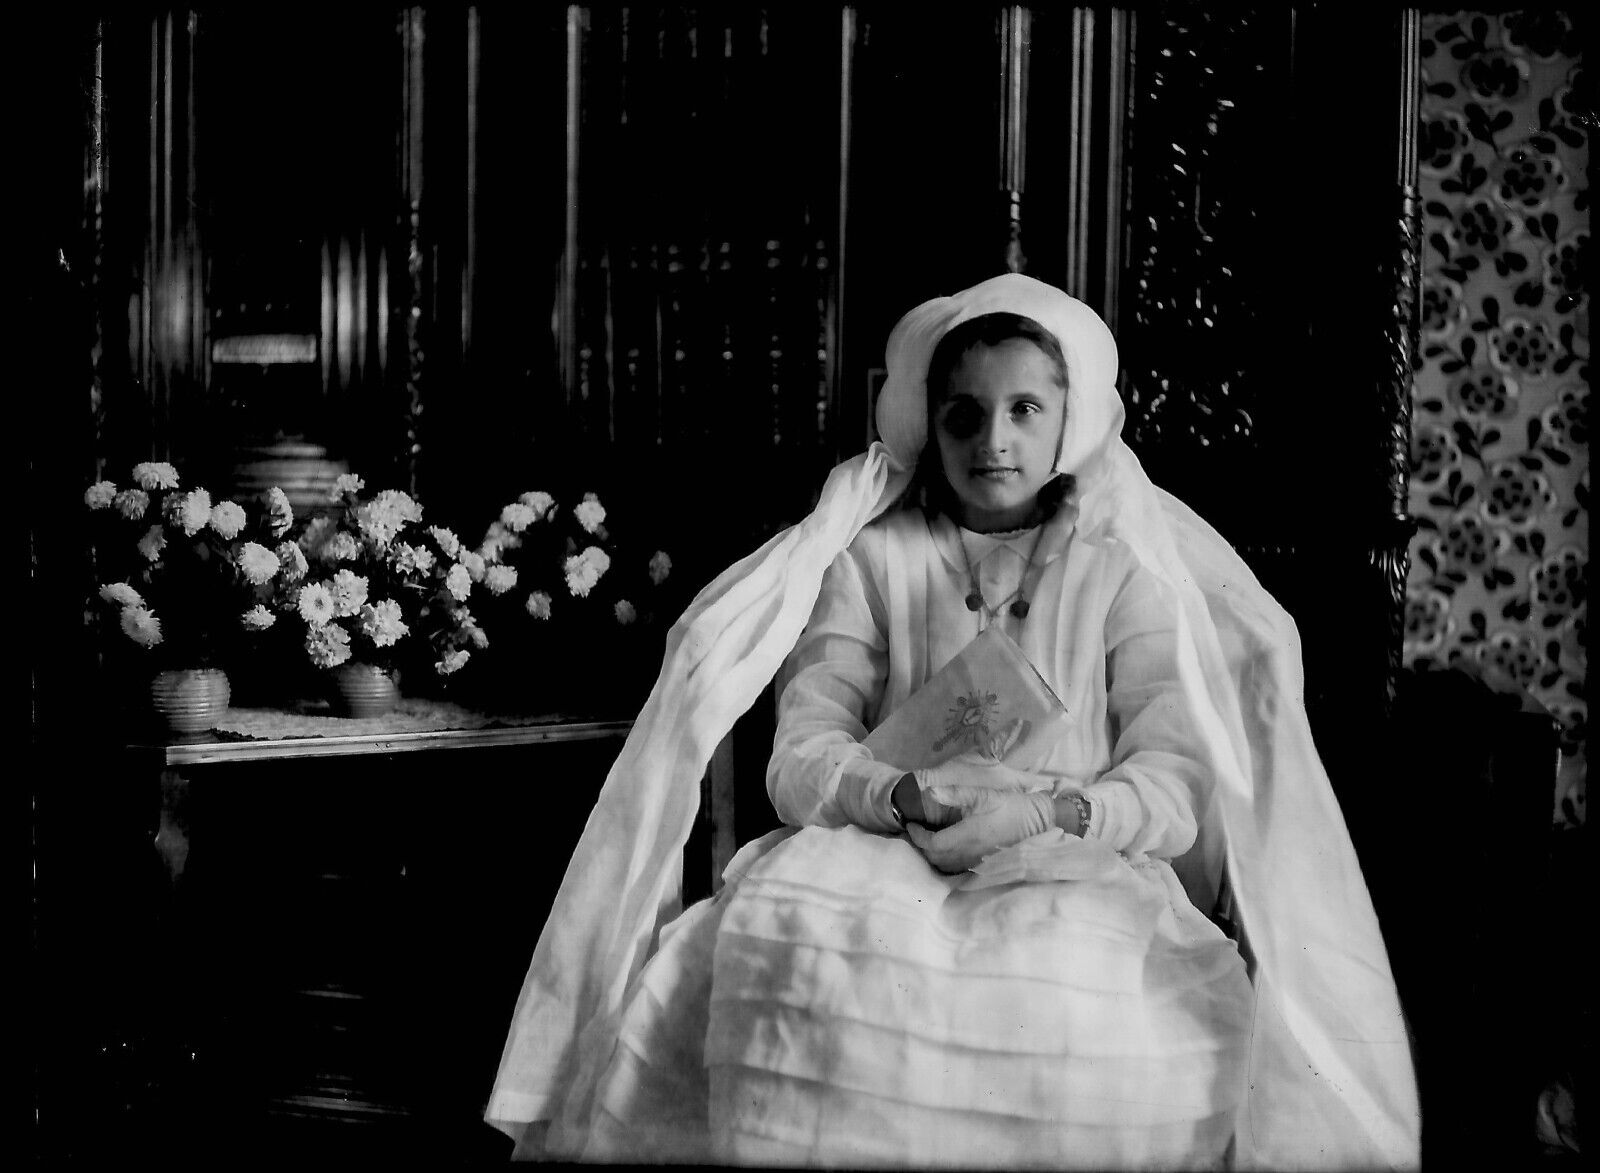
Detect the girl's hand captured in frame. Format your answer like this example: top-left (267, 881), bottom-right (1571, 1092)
top-left (893, 748), bottom-right (1041, 830)
top-left (915, 746), bottom-right (1047, 811)
top-left (904, 790), bottom-right (1055, 874)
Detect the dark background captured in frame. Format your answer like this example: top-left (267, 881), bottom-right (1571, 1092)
top-left (25, 4), bottom-right (1584, 1166)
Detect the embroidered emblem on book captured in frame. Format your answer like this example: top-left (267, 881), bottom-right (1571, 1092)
top-left (864, 627), bottom-right (1067, 774)
top-left (932, 691), bottom-right (999, 754)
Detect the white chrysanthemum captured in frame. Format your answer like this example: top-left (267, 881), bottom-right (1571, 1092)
top-left (120, 605), bottom-right (163, 648)
top-left (354, 490), bottom-right (422, 547)
top-left (564, 553), bottom-right (602, 598)
top-left (264, 486), bottom-right (294, 537)
top-left (580, 545), bottom-right (611, 576)
top-left (172, 489), bottom-right (212, 536)
top-left (465, 622), bottom-right (490, 650)
top-left (445, 563), bottom-right (472, 603)
top-left (648, 549), bottom-right (672, 585)
top-left (392, 542), bottom-right (435, 575)
top-left (614, 599), bottom-right (637, 625)
top-left (378, 489), bottom-right (423, 523)
top-left (237, 542), bottom-right (280, 585)
top-left (276, 541), bottom-right (308, 582)
top-left (500, 503), bottom-right (538, 533)
top-left (485, 565), bottom-right (519, 596)
top-left (305, 622), bottom-right (352, 668)
top-left (325, 532), bottom-right (361, 563)
top-left (131, 461), bottom-right (179, 491)
top-left (355, 503), bottom-right (401, 547)
top-left (428, 526), bottom-right (461, 558)
top-left (359, 598), bottom-right (409, 648)
top-left (209, 500), bottom-right (246, 540)
top-left (458, 551), bottom-right (486, 582)
top-left (164, 486), bottom-right (212, 534)
top-left (297, 581), bottom-right (336, 627)
top-left (573, 492), bottom-right (607, 534)
top-left (329, 569), bottom-right (370, 618)
top-left (100, 582), bottom-right (144, 608)
top-left (113, 489), bottom-right (151, 520)
top-left (137, 525), bottom-right (167, 562)
top-left (240, 604), bottom-right (277, 632)
top-left (331, 473), bottom-right (365, 499)
top-left (435, 648), bottom-right (470, 676)
top-left (519, 490), bottom-right (556, 520)
top-left (85, 481), bottom-right (117, 509)
top-left (525, 591), bottom-right (553, 620)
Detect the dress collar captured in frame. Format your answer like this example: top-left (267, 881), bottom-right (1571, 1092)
top-left (927, 502), bottom-right (1077, 577)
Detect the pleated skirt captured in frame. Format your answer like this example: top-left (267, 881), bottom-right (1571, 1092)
top-left (574, 825), bottom-right (1254, 1169)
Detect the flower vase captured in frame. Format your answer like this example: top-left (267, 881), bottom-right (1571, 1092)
top-left (332, 663), bottom-right (400, 718)
top-left (149, 668), bottom-right (231, 737)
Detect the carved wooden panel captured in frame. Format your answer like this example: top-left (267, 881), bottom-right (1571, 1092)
top-left (1107, 5), bottom-right (1423, 763)
top-left (1116, 6), bottom-right (1290, 505)
top-left (549, 6), bottom-right (850, 573)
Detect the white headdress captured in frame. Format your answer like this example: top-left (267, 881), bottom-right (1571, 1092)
top-left (487, 275), bottom-right (1420, 1169)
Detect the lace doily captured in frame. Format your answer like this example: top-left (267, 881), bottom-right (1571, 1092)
top-left (211, 698), bottom-right (597, 741)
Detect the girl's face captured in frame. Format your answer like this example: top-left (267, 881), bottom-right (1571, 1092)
top-left (933, 339), bottom-right (1067, 532)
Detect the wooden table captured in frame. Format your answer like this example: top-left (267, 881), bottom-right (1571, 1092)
top-left (128, 715), bottom-right (635, 884)
top-left (114, 709), bottom-right (646, 1154)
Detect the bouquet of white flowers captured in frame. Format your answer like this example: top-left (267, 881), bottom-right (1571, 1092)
top-left (84, 462), bottom-right (295, 671)
top-left (465, 488), bottom-right (681, 713)
top-left (278, 474), bottom-right (485, 682)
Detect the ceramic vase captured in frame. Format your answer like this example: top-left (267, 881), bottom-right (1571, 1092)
top-left (149, 668), bottom-right (231, 736)
top-left (332, 662), bottom-right (400, 718)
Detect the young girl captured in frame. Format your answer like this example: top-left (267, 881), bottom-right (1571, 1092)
top-left (486, 275), bottom-right (1421, 1169)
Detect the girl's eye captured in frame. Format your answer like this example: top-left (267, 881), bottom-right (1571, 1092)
top-left (939, 402), bottom-right (982, 439)
top-left (1012, 402), bottom-right (1040, 417)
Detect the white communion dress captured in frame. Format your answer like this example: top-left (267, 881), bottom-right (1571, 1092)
top-left (559, 504), bottom-right (1257, 1168)
top-left (487, 276), bottom-right (1419, 1171)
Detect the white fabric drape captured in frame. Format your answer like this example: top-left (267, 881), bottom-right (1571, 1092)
top-left (485, 274), bottom-right (1421, 1170)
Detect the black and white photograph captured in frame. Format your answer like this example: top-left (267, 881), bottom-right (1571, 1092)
top-left (26, 4), bottom-right (1588, 1169)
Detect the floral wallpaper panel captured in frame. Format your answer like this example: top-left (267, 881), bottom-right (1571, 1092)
top-left (1407, 10), bottom-right (1588, 830)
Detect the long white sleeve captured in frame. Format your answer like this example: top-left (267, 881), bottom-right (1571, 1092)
top-left (1082, 562), bottom-right (1204, 859)
top-left (766, 545), bottom-right (905, 832)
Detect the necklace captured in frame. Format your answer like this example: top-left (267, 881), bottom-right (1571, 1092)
top-left (957, 522), bottom-right (1047, 621)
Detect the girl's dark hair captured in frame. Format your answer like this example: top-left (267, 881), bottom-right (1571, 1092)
top-left (925, 313), bottom-right (1069, 407)
top-left (908, 312), bottom-right (1075, 522)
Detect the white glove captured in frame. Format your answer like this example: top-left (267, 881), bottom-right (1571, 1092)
top-left (914, 744), bottom-right (1050, 814)
top-left (905, 790), bottom-right (1056, 874)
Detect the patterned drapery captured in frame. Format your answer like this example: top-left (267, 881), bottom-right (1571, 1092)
top-left (1407, 10), bottom-right (1589, 830)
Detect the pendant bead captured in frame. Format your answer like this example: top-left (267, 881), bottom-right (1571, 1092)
top-left (1010, 599), bottom-right (1030, 619)
top-left (965, 592), bottom-right (984, 612)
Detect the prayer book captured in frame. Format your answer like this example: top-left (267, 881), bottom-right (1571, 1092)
top-left (863, 625), bottom-right (1070, 774)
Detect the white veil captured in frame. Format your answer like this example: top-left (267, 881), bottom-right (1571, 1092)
top-left (486, 274), bottom-right (1421, 1169)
